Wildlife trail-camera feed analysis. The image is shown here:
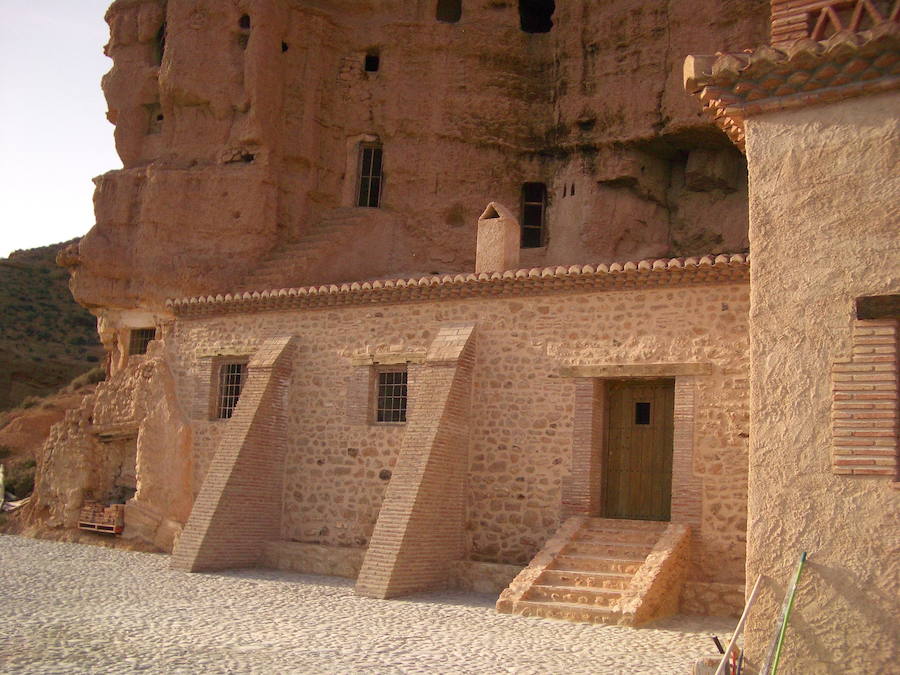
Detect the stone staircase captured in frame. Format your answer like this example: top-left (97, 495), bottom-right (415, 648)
top-left (497, 516), bottom-right (690, 626)
top-left (241, 213), bottom-right (363, 291)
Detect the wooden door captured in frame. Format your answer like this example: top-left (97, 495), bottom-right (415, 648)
top-left (603, 379), bottom-right (674, 521)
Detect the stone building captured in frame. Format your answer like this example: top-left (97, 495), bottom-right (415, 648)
top-left (684, 1), bottom-right (899, 671)
top-left (30, 0), bottom-right (897, 672)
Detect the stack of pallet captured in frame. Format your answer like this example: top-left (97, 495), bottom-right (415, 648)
top-left (77, 502), bottom-right (124, 535)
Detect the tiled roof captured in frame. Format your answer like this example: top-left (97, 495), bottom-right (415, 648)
top-left (168, 253), bottom-right (750, 317)
top-left (684, 23), bottom-right (900, 150)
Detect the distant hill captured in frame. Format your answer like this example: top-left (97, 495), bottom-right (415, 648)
top-left (0, 240), bottom-right (104, 411)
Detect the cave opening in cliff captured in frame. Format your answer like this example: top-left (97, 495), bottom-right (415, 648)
top-left (153, 23), bottom-right (166, 65)
top-left (436, 0), bottom-right (462, 23)
top-left (520, 182), bottom-right (547, 248)
top-left (519, 0), bottom-right (554, 33)
top-left (364, 50), bottom-right (380, 72)
top-left (239, 14), bottom-right (251, 29)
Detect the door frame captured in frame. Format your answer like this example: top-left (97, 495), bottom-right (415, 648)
top-left (561, 371), bottom-right (703, 528)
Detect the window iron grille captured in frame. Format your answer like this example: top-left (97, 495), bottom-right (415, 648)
top-left (357, 143), bottom-right (383, 208)
top-left (128, 328), bottom-right (157, 356)
top-left (376, 369), bottom-right (407, 423)
top-left (217, 362), bottom-right (247, 419)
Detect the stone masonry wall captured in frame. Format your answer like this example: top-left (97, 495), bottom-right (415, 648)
top-left (168, 280), bottom-right (750, 600)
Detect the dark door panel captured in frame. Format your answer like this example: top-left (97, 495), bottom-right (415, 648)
top-left (603, 379), bottom-right (674, 521)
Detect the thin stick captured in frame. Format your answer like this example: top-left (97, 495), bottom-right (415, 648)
top-left (715, 575), bottom-right (763, 675)
top-left (762, 552), bottom-right (807, 675)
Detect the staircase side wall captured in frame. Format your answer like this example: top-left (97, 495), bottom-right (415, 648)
top-left (496, 516), bottom-right (586, 612)
top-left (355, 325), bottom-right (476, 598)
top-left (171, 336), bottom-right (296, 571)
top-left (618, 523), bottom-right (691, 626)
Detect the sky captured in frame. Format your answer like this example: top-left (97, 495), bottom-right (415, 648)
top-left (0, 1), bottom-right (121, 259)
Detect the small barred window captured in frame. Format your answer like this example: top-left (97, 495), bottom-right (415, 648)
top-left (357, 143), bottom-right (383, 208)
top-left (217, 362), bottom-right (247, 419)
top-left (376, 369), bottom-right (407, 423)
top-left (128, 328), bottom-right (157, 356)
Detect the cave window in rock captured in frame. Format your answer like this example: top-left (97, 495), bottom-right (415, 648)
top-left (364, 50), bottom-right (380, 73)
top-left (216, 362), bottom-right (247, 420)
top-left (521, 182), bottom-right (547, 248)
top-left (128, 328), bottom-right (157, 356)
top-left (519, 0), bottom-right (554, 33)
top-left (238, 15), bottom-right (251, 49)
top-left (146, 103), bottom-right (164, 134)
top-left (356, 142), bottom-right (383, 208)
top-left (153, 23), bottom-right (166, 65)
top-left (436, 0), bottom-right (462, 23)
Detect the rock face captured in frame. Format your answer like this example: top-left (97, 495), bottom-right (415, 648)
top-left (67, 0), bottom-right (767, 320)
top-left (28, 341), bottom-right (192, 551)
top-left (42, 0), bottom-right (769, 561)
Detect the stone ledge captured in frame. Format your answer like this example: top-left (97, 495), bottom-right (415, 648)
top-left (559, 363), bottom-right (713, 378)
top-left (350, 351), bottom-right (427, 366)
top-left (448, 560), bottom-right (524, 595)
top-left (261, 541), bottom-right (366, 579)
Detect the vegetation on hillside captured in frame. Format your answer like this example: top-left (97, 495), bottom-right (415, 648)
top-left (0, 240), bottom-right (104, 411)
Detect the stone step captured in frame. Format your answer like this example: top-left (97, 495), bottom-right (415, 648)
top-left (551, 555), bottom-right (643, 575)
top-left (525, 584), bottom-right (622, 607)
top-left (513, 599), bottom-right (621, 625)
top-left (537, 569), bottom-right (632, 590)
top-left (582, 518), bottom-right (668, 532)
top-left (575, 527), bottom-right (662, 544)
top-left (564, 540), bottom-right (655, 559)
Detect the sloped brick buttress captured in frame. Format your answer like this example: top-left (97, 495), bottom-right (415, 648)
top-left (355, 324), bottom-right (476, 598)
top-left (171, 336), bottom-right (297, 572)
top-left (497, 517), bottom-right (691, 625)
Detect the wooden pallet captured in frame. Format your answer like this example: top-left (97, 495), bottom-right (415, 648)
top-left (77, 503), bottom-right (124, 535)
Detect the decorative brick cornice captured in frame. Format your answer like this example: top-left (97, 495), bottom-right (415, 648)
top-left (771, 0), bottom-right (900, 48)
top-left (167, 254), bottom-right (750, 317)
top-left (684, 23), bottom-right (900, 150)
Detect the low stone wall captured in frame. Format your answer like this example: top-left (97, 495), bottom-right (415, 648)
top-left (448, 561), bottom-right (524, 595)
top-left (681, 581), bottom-right (745, 618)
top-left (261, 541), bottom-right (365, 579)
top-left (619, 523), bottom-right (691, 626)
top-left (262, 543), bottom-right (522, 595)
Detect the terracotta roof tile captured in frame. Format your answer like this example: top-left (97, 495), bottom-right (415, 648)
top-left (684, 24), bottom-right (900, 150)
top-left (168, 253), bottom-right (750, 317)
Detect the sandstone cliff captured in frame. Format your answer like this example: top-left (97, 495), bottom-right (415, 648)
top-left (66, 0), bottom-right (767, 320)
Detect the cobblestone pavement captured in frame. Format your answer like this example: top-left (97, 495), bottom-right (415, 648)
top-left (0, 535), bottom-right (734, 674)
